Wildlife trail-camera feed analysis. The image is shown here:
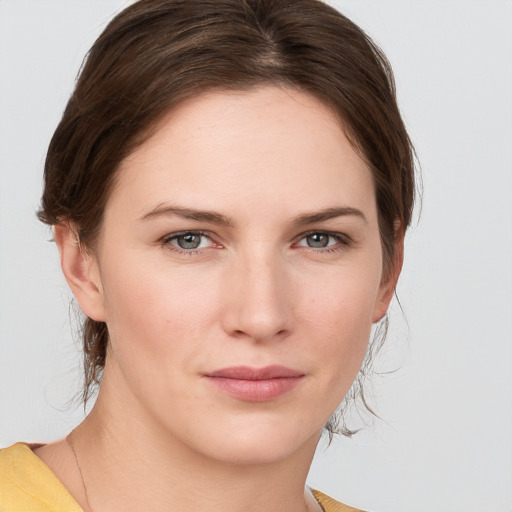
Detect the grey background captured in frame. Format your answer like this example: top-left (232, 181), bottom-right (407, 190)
top-left (1, 1), bottom-right (511, 511)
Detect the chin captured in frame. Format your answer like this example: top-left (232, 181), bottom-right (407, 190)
top-left (183, 416), bottom-right (322, 466)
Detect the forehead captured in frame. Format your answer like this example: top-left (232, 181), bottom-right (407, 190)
top-left (109, 86), bottom-right (376, 221)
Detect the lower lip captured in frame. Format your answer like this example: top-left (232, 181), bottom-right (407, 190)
top-left (206, 376), bottom-right (303, 402)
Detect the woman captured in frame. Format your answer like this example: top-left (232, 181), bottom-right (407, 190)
top-left (0, 1), bottom-right (415, 511)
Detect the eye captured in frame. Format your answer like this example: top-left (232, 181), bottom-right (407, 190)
top-left (163, 231), bottom-right (213, 251)
top-left (295, 231), bottom-right (348, 250)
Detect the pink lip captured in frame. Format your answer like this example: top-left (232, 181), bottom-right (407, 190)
top-left (204, 365), bottom-right (304, 402)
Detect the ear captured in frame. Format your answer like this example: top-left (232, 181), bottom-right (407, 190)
top-left (53, 223), bottom-right (106, 322)
top-left (372, 224), bottom-right (404, 323)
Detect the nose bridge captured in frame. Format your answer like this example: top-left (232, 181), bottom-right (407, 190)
top-left (223, 245), bottom-right (291, 341)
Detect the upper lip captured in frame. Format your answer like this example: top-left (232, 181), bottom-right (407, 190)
top-left (205, 365), bottom-right (303, 380)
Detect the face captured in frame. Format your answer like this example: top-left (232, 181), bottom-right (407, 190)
top-left (76, 87), bottom-right (395, 464)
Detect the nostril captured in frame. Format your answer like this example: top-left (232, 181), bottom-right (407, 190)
top-left (230, 327), bottom-right (289, 341)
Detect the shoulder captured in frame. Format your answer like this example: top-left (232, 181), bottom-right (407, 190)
top-left (312, 489), bottom-right (367, 512)
top-left (0, 443), bottom-right (82, 512)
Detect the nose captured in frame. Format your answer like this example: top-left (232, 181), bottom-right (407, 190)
top-left (221, 249), bottom-right (293, 343)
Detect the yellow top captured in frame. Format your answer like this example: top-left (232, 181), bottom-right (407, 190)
top-left (0, 443), bottom-right (364, 512)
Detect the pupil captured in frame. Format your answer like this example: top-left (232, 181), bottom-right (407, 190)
top-left (307, 233), bottom-right (328, 248)
top-left (178, 233), bottom-right (201, 249)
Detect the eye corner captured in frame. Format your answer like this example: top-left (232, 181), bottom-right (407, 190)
top-left (293, 230), bottom-right (353, 252)
top-left (160, 230), bottom-right (221, 254)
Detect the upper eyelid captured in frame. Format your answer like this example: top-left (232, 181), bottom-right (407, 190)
top-left (161, 230), bottom-right (215, 248)
top-left (162, 229), bottom-right (211, 240)
top-left (160, 229), bottom-right (350, 240)
top-left (160, 231), bottom-right (218, 255)
top-left (294, 229), bottom-right (351, 242)
top-left (160, 229), bottom-right (351, 249)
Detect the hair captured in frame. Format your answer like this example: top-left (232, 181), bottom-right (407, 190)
top-left (38, 0), bottom-right (416, 436)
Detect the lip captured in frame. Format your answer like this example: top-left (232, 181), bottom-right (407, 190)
top-left (204, 365), bottom-right (304, 402)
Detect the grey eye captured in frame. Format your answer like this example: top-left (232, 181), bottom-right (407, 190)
top-left (164, 231), bottom-right (214, 252)
top-left (305, 233), bottom-right (330, 248)
top-left (176, 233), bottom-right (203, 249)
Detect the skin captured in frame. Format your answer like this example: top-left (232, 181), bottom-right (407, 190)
top-left (36, 86), bottom-right (401, 512)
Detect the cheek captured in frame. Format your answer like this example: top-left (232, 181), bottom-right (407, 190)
top-left (99, 245), bottom-right (382, 403)
top-left (99, 257), bottom-right (219, 369)
top-left (302, 266), bottom-right (381, 381)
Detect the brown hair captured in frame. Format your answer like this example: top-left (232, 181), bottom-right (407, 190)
top-left (38, 0), bottom-right (416, 436)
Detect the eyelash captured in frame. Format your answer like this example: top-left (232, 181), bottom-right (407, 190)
top-left (160, 230), bottom-right (352, 255)
top-left (293, 231), bottom-right (352, 253)
top-left (161, 231), bottom-right (215, 255)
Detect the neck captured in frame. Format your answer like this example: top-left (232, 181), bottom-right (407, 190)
top-left (71, 372), bottom-right (322, 512)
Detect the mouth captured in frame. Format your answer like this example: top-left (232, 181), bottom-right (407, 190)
top-left (204, 365), bottom-right (304, 402)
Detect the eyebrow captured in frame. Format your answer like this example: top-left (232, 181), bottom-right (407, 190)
top-left (139, 204), bottom-right (367, 227)
top-left (292, 207), bottom-right (367, 226)
top-left (139, 204), bottom-right (234, 226)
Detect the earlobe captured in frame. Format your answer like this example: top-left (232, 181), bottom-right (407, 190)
top-left (53, 223), bottom-right (106, 322)
top-left (372, 226), bottom-right (404, 323)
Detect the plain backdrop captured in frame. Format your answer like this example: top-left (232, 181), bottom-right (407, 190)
top-left (0, 1), bottom-right (511, 511)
